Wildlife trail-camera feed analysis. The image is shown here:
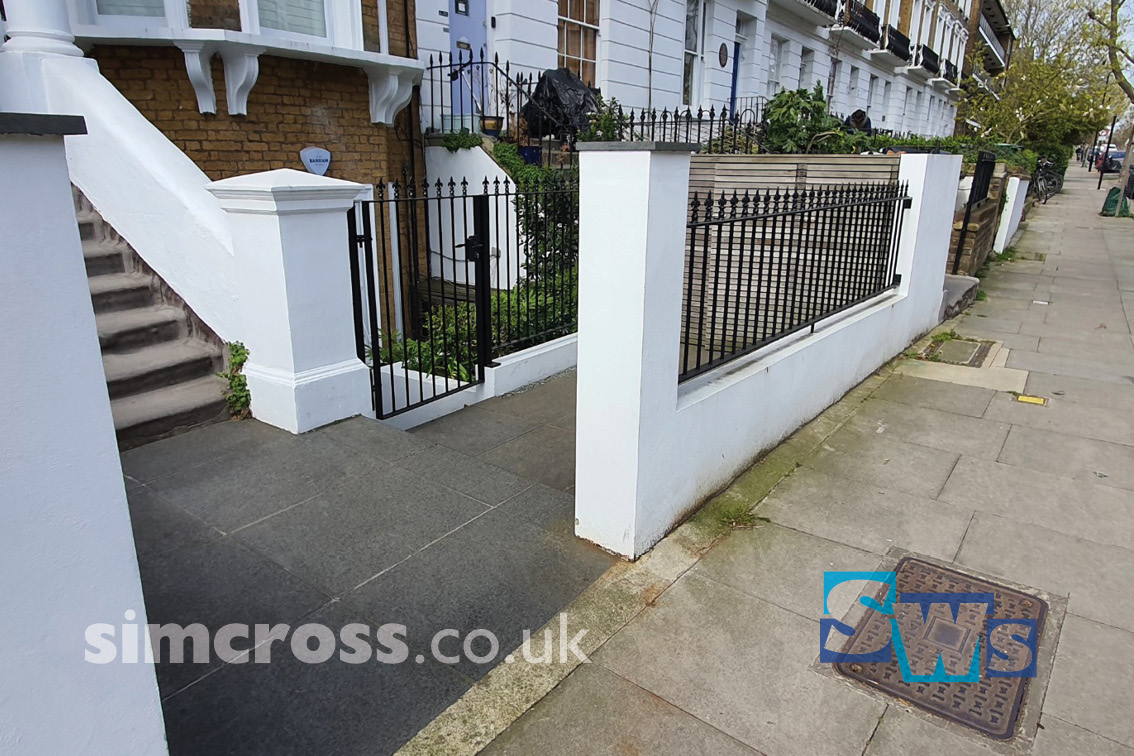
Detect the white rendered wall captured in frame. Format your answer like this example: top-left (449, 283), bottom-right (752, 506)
top-left (994, 176), bottom-right (1028, 254)
top-left (574, 148), bottom-right (960, 557)
top-left (424, 143), bottom-right (523, 289)
top-left (0, 132), bottom-right (168, 756)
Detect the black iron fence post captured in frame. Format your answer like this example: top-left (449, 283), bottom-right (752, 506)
top-left (952, 151), bottom-right (994, 275)
top-left (470, 193), bottom-right (495, 376)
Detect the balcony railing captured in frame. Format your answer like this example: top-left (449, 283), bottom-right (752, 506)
top-left (917, 44), bottom-right (940, 75)
top-left (979, 13), bottom-right (1008, 68)
top-left (883, 25), bottom-right (911, 62)
top-left (806, 0), bottom-right (839, 18)
top-left (839, 0), bottom-right (881, 43)
top-left (944, 60), bottom-right (958, 84)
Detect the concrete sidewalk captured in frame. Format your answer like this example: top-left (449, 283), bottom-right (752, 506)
top-left (425, 167), bottom-right (1134, 756)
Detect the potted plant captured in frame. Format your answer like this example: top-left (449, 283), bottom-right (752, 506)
top-left (480, 114), bottom-right (503, 136)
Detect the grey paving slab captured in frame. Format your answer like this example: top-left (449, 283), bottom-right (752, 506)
top-left (480, 663), bottom-right (761, 756)
top-left (345, 499), bottom-right (615, 681)
top-left (970, 297), bottom-right (1034, 313)
top-left (121, 418), bottom-right (290, 483)
top-left (998, 425), bottom-right (1134, 491)
top-left (846, 398), bottom-right (1011, 459)
top-left (1006, 349), bottom-right (1134, 385)
top-left (984, 392), bottom-right (1134, 446)
top-left (864, 708), bottom-right (999, 756)
top-left (126, 484), bottom-right (221, 560)
top-left (955, 513), bottom-right (1134, 630)
top-left (160, 600), bottom-right (470, 756)
top-left (960, 314), bottom-right (1024, 333)
top-left (1037, 335), bottom-right (1134, 365)
top-left (1025, 370), bottom-right (1134, 413)
top-left (409, 404), bottom-right (542, 456)
top-left (1043, 261), bottom-right (1120, 281)
top-left (315, 416), bottom-right (437, 462)
top-left (493, 484), bottom-right (579, 538)
top-left (804, 425), bottom-right (961, 499)
top-left (1042, 305), bottom-right (1131, 333)
top-left (1043, 615), bottom-right (1134, 748)
top-left (870, 374), bottom-right (997, 418)
top-left (692, 523), bottom-right (882, 622)
top-left (146, 432), bottom-right (376, 532)
top-left (395, 444), bottom-right (531, 506)
top-left (758, 467), bottom-right (972, 561)
top-left (548, 410), bottom-right (576, 432)
top-left (595, 572), bottom-right (886, 756)
top-left (939, 456), bottom-right (1134, 548)
top-left (232, 466), bottom-right (489, 596)
top-left (479, 424), bottom-right (576, 492)
top-left (1020, 318), bottom-right (1134, 344)
top-left (475, 372), bottom-right (576, 425)
top-left (136, 536), bottom-right (330, 698)
top-left (1033, 717), bottom-right (1134, 756)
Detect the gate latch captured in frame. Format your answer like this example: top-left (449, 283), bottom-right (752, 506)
top-left (459, 234), bottom-right (483, 261)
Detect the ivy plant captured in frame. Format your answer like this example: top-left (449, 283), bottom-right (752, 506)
top-left (218, 341), bottom-right (251, 418)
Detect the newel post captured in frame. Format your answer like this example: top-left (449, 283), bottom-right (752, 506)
top-left (573, 142), bottom-right (699, 558)
top-left (208, 169), bottom-right (373, 434)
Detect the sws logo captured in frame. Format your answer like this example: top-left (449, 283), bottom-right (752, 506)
top-left (819, 571), bottom-right (1039, 682)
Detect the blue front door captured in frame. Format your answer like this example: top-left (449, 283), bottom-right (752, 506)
top-left (449, 0), bottom-right (488, 131)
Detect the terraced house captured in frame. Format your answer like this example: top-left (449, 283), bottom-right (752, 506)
top-left (0, 0), bottom-right (425, 445)
top-left (416, 0), bottom-right (973, 137)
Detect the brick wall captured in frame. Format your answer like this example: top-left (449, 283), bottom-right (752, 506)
top-left (89, 45), bottom-right (421, 184)
top-left (189, 0), bottom-right (240, 30)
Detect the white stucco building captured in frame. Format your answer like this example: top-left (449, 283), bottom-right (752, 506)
top-left (417, 0), bottom-right (968, 137)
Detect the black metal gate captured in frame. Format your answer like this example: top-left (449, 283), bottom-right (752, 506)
top-left (348, 174), bottom-right (579, 419)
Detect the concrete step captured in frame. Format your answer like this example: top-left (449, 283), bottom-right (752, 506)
top-left (89, 273), bottom-right (154, 314)
top-left (103, 339), bottom-right (221, 400)
top-left (112, 375), bottom-right (229, 450)
top-left (76, 210), bottom-right (101, 242)
top-left (940, 274), bottom-right (981, 321)
top-left (83, 241), bottom-right (125, 277)
top-left (96, 306), bottom-right (184, 353)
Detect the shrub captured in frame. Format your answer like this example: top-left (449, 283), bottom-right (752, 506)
top-left (441, 129), bottom-right (484, 153)
top-left (218, 342), bottom-right (251, 418)
top-left (578, 95), bottom-right (629, 142)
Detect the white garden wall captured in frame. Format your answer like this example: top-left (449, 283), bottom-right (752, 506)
top-left (0, 118), bottom-right (168, 756)
top-left (994, 176), bottom-right (1029, 254)
top-left (424, 143), bottom-right (524, 290)
top-left (574, 144), bottom-right (961, 558)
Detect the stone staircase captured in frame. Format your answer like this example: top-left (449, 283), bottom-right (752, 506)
top-left (75, 189), bottom-right (229, 449)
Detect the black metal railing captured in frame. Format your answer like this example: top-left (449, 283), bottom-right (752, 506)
top-left (806, 0), bottom-right (839, 17)
top-left (943, 60), bottom-right (959, 84)
top-left (883, 25), bottom-right (912, 62)
top-left (917, 44), bottom-right (941, 75)
top-left (349, 173), bottom-right (579, 418)
top-left (841, 0), bottom-right (881, 43)
top-left (680, 182), bottom-right (911, 381)
top-left (952, 151), bottom-right (995, 274)
top-left (423, 52), bottom-right (579, 169)
top-left (609, 103), bottom-right (765, 154)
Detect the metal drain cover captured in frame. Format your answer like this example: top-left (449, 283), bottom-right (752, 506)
top-left (835, 558), bottom-right (1047, 740)
top-left (928, 339), bottom-right (992, 367)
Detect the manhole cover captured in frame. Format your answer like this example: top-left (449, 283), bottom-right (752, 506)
top-left (835, 558), bottom-right (1047, 740)
top-left (926, 339), bottom-right (992, 367)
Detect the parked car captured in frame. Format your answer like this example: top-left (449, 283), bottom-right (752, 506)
top-left (1098, 151), bottom-right (1126, 174)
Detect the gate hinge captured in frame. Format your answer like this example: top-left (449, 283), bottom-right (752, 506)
top-left (352, 232), bottom-right (372, 245)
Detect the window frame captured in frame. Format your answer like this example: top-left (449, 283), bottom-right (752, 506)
top-left (682, 0), bottom-right (707, 108)
top-left (557, 0), bottom-right (600, 87)
top-left (254, 0), bottom-right (333, 43)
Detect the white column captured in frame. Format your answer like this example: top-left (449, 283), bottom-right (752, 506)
top-left (1, 0), bottom-right (83, 56)
top-left (0, 114), bottom-right (168, 756)
top-left (207, 169), bottom-right (373, 434)
top-left (573, 142), bottom-right (696, 558)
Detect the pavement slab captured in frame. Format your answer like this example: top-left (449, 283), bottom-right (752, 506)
top-left (595, 572), bottom-right (886, 756)
top-left (956, 513), bottom-right (1134, 630)
top-left (998, 424), bottom-right (1134, 490)
top-left (1043, 615), bottom-right (1134, 749)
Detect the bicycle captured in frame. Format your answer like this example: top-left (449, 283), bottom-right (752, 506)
top-left (1031, 156), bottom-right (1062, 204)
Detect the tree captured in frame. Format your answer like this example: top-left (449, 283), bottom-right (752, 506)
top-left (1005, 0), bottom-right (1101, 63)
top-left (1086, 0), bottom-right (1134, 187)
top-left (958, 53), bottom-right (1116, 146)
